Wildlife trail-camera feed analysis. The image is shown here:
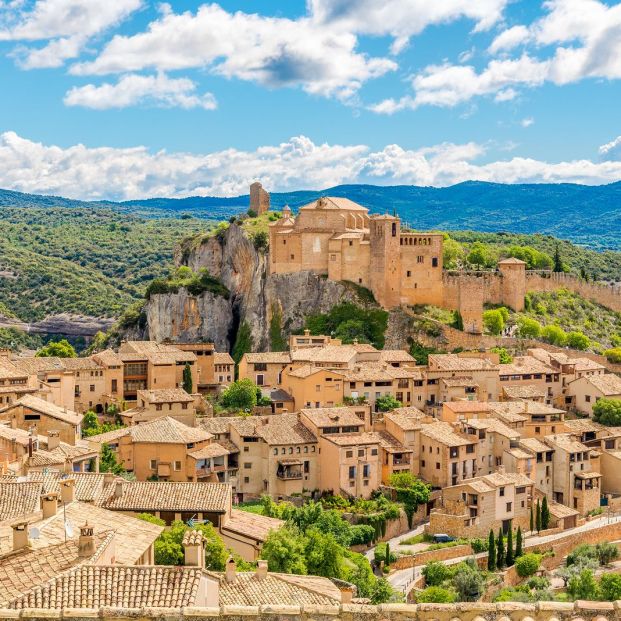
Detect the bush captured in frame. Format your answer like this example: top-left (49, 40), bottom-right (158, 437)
top-left (517, 316), bottom-right (542, 338)
top-left (541, 324), bottom-right (567, 346)
top-left (490, 347), bottom-right (512, 364)
top-left (566, 331), bottom-right (590, 350)
top-left (375, 394), bottom-right (402, 412)
top-left (604, 348), bottom-right (621, 363)
top-left (596, 542), bottom-right (619, 566)
top-left (219, 379), bottom-right (259, 411)
top-left (451, 562), bottom-right (485, 602)
top-left (417, 586), bottom-right (456, 603)
top-left (422, 561), bottom-right (452, 586)
top-left (515, 553), bottom-right (542, 577)
top-left (592, 398), bottom-right (621, 426)
top-left (483, 309), bottom-right (505, 335)
top-left (600, 573), bottom-right (621, 601)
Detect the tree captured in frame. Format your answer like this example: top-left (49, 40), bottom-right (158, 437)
top-left (261, 527), bottom-right (307, 574)
top-left (541, 324), bottom-right (567, 346)
top-left (82, 410), bottom-right (100, 436)
top-left (389, 472), bottom-right (431, 528)
top-left (483, 309), bottom-right (505, 335)
top-left (467, 242), bottom-right (494, 269)
top-left (369, 578), bottom-right (395, 604)
top-left (385, 542), bottom-right (391, 568)
top-left (487, 530), bottom-right (496, 571)
top-left (304, 528), bottom-right (342, 578)
top-left (568, 569), bottom-right (599, 600)
top-left (36, 339), bottom-right (76, 358)
top-left (566, 331), bottom-right (590, 351)
top-left (535, 500), bottom-right (542, 533)
top-left (604, 348), bottom-right (621, 364)
top-left (417, 586), bottom-right (456, 603)
top-left (219, 378), bottom-right (258, 411)
top-left (490, 346), bottom-right (513, 364)
top-left (515, 553), bottom-right (542, 578)
top-left (422, 561), bottom-right (451, 586)
top-left (553, 244), bottom-right (564, 273)
top-left (496, 528), bottom-right (505, 569)
top-left (100, 443), bottom-right (125, 474)
top-left (600, 573), bottom-right (621, 601)
top-left (442, 236), bottom-right (465, 269)
top-left (529, 506), bottom-right (534, 533)
top-left (252, 230), bottom-right (268, 251)
top-left (452, 562), bottom-right (485, 601)
top-left (515, 526), bottom-right (523, 558)
top-left (182, 363), bottom-right (193, 393)
top-left (334, 319), bottom-right (369, 344)
top-left (375, 394), bottom-right (402, 412)
top-left (541, 496), bottom-right (550, 530)
top-left (593, 398), bottom-right (621, 425)
top-left (517, 317), bottom-right (542, 339)
top-left (596, 542), bottom-right (619, 566)
top-left (505, 527), bottom-right (514, 567)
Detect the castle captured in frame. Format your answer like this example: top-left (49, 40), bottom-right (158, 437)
top-left (254, 183), bottom-right (621, 333)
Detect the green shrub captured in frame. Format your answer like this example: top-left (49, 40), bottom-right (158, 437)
top-left (604, 347), bottom-right (621, 363)
top-left (566, 331), bottom-right (590, 350)
top-left (593, 398), bottom-right (621, 426)
top-left (600, 573), bottom-right (621, 601)
top-left (483, 309), bottom-right (505, 335)
top-left (517, 316), bottom-right (542, 338)
top-left (541, 324), bottom-right (567, 346)
top-left (417, 586), bottom-right (456, 603)
top-left (515, 553), bottom-right (542, 577)
top-left (422, 561), bottom-right (452, 586)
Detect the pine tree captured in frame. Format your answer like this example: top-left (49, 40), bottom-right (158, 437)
top-left (536, 499), bottom-right (542, 533)
top-left (487, 529), bottom-right (496, 571)
top-left (505, 527), bottom-right (514, 566)
top-left (515, 526), bottom-right (523, 558)
top-left (529, 506), bottom-right (534, 533)
top-left (182, 362), bottom-right (193, 393)
top-left (541, 496), bottom-right (550, 530)
top-left (496, 528), bottom-right (505, 569)
top-left (553, 244), bottom-right (563, 273)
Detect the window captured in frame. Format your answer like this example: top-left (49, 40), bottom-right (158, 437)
top-left (244, 477), bottom-right (250, 484)
top-left (256, 374), bottom-right (265, 386)
top-left (432, 257), bottom-right (438, 267)
top-left (150, 459), bottom-right (157, 470)
top-left (506, 502), bottom-right (512, 512)
top-left (244, 462), bottom-right (252, 469)
top-left (274, 448), bottom-right (278, 455)
top-left (358, 449), bottom-right (365, 457)
top-left (436, 462), bottom-right (440, 469)
top-left (244, 446), bottom-right (249, 452)
top-left (406, 270), bottom-right (411, 277)
top-left (348, 466), bottom-right (356, 479)
top-left (111, 379), bottom-right (118, 393)
top-left (346, 450), bottom-right (353, 458)
top-left (371, 448), bottom-right (378, 456)
top-left (90, 385), bottom-right (95, 392)
top-left (156, 404), bottom-right (163, 411)
top-left (499, 487), bottom-right (505, 497)
top-left (174, 461), bottom-right (182, 471)
top-left (421, 460), bottom-right (426, 467)
top-left (417, 256), bottom-right (424, 263)
top-left (304, 446), bottom-right (308, 453)
top-left (585, 395), bottom-right (591, 403)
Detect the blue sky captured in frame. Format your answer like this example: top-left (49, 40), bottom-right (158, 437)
top-left (1, 0), bottom-right (621, 200)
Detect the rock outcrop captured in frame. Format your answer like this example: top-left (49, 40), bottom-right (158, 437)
top-left (143, 223), bottom-right (363, 351)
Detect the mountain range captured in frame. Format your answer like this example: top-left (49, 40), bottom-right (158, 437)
top-left (2, 180), bottom-right (620, 249)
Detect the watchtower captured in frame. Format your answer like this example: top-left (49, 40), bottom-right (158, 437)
top-left (369, 215), bottom-right (401, 308)
top-left (249, 182), bottom-right (270, 215)
top-left (498, 258), bottom-right (527, 311)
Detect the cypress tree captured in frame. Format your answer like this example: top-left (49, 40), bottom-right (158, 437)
top-left (515, 526), bottom-right (523, 558)
top-left (553, 244), bottom-right (563, 273)
top-left (496, 528), bottom-right (505, 569)
top-left (529, 505), bottom-right (534, 533)
top-left (536, 500), bottom-right (542, 533)
top-left (182, 362), bottom-right (193, 393)
top-left (506, 527), bottom-right (514, 566)
top-left (487, 529), bottom-right (496, 571)
top-left (541, 496), bottom-right (550, 530)
top-left (385, 542), bottom-right (390, 568)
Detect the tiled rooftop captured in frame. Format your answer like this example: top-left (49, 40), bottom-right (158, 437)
top-left (580, 373), bottom-right (621, 396)
top-left (500, 356), bottom-right (556, 376)
top-left (127, 416), bottom-right (212, 444)
top-left (5, 395), bottom-right (81, 426)
top-left (221, 509), bottom-right (283, 543)
top-left (139, 388), bottom-right (194, 403)
top-left (428, 354), bottom-right (499, 371)
top-left (420, 421), bottom-right (477, 447)
top-left (0, 482), bottom-right (43, 522)
top-left (300, 407), bottom-right (364, 428)
top-left (243, 352), bottom-right (291, 364)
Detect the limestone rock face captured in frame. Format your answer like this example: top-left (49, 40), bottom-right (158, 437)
top-left (143, 223), bottom-right (359, 351)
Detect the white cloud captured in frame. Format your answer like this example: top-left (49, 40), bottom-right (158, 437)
top-left (372, 0), bottom-right (621, 111)
top-left (70, 4), bottom-right (396, 101)
top-left (521, 117), bottom-right (534, 127)
top-left (0, 0), bottom-right (142, 67)
top-left (599, 135), bottom-right (621, 160)
top-left (63, 73), bottom-right (217, 110)
top-left (1, 131), bottom-right (620, 202)
top-left (309, 0), bottom-right (509, 52)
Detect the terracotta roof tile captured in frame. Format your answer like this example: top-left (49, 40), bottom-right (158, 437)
top-left (138, 388), bottom-right (194, 403)
top-left (127, 416), bottom-right (212, 444)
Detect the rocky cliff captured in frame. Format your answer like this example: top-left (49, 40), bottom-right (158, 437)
top-left (142, 223), bottom-right (364, 352)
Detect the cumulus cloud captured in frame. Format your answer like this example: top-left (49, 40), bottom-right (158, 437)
top-left (63, 73), bottom-right (217, 110)
top-left (1, 131), bottom-right (620, 202)
top-left (69, 4), bottom-right (396, 101)
top-left (372, 0), bottom-right (621, 111)
top-left (521, 117), bottom-right (534, 127)
top-left (0, 0), bottom-right (142, 67)
top-left (309, 0), bottom-right (508, 53)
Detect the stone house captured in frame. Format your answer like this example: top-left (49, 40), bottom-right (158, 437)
top-left (565, 373), bottom-right (621, 416)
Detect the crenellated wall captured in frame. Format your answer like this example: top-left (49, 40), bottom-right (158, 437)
top-left (0, 601), bottom-right (619, 621)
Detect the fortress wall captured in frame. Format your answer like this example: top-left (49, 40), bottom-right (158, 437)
top-left (526, 272), bottom-right (621, 312)
top-left (0, 602), bottom-right (618, 621)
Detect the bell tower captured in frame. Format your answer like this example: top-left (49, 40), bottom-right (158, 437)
top-left (369, 215), bottom-right (401, 308)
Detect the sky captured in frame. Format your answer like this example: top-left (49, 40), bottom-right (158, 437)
top-left (1, 0), bottom-right (621, 200)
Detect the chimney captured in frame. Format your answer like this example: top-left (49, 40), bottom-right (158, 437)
top-left (47, 431), bottom-right (60, 451)
top-left (256, 559), bottom-right (268, 580)
top-left (11, 521), bottom-right (29, 551)
top-left (78, 522), bottom-right (95, 557)
top-left (338, 584), bottom-right (355, 604)
top-left (183, 530), bottom-right (205, 568)
top-left (114, 480), bottom-right (123, 499)
top-left (60, 477), bottom-right (75, 504)
top-left (103, 471), bottom-right (116, 486)
top-left (225, 556), bottom-right (237, 583)
top-left (41, 492), bottom-right (59, 519)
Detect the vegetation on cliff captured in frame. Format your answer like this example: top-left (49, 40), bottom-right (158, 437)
top-left (145, 266), bottom-right (229, 299)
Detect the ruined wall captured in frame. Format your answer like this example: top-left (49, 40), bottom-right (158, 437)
top-left (249, 182), bottom-right (270, 215)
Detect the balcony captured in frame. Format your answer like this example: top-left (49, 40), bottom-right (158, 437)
top-left (393, 457), bottom-right (411, 466)
top-left (277, 470), bottom-right (303, 480)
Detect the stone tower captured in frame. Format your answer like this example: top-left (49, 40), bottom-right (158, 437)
top-left (369, 215), bottom-right (401, 308)
top-left (498, 258), bottom-right (527, 311)
top-left (249, 182), bottom-right (270, 215)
